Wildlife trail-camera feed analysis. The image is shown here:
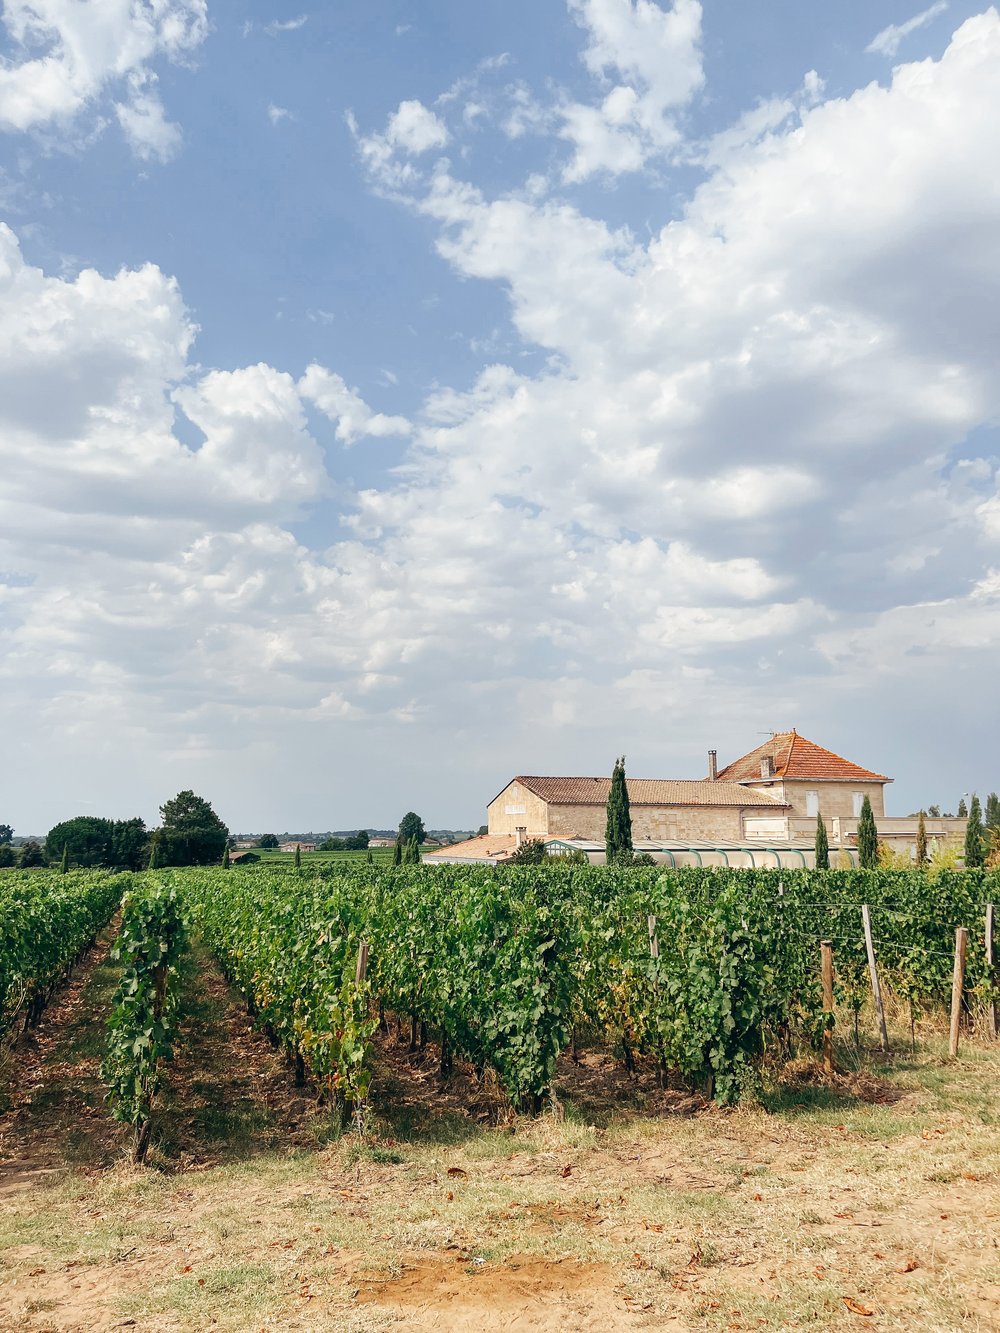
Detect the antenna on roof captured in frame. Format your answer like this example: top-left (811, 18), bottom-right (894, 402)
top-left (757, 731), bottom-right (776, 738)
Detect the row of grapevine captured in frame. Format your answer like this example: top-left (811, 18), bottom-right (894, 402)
top-left (566, 867), bottom-right (999, 1100)
top-left (155, 863), bottom-right (1000, 1114)
top-left (102, 878), bottom-right (188, 1161)
top-left (0, 869), bottom-right (126, 1038)
top-left (181, 869), bottom-right (375, 1121)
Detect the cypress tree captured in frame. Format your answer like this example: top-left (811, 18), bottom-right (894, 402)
top-left (294, 843), bottom-right (302, 869)
top-left (958, 797), bottom-right (968, 818)
top-left (965, 795), bottom-right (985, 868)
top-left (222, 846), bottom-right (231, 869)
top-left (60, 843), bottom-right (69, 874)
top-left (407, 836), bottom-right (420, 864)
top-left (986, 792), bottom-right (1000, 831)
top-left (148, 835), bottom-right (161, 870)
top-left (366, 848), bottom-right (374, 865)
top-left (857, 794), bottom-right (878, 869)
top-left (814, 813), bottom-right (829, 869)
top-left (393, 836), bottom-right (403, 866)
top-left (915, 810), bottom-right (928, 866)
top-left (604, 756), bottom-right (633, 864)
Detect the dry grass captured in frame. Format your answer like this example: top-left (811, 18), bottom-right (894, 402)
top-left (1, 944), bottom-right (1000, 1331)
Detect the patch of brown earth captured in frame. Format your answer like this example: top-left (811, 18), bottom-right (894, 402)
top-left (353, 1251), bottom-right (670, 1331)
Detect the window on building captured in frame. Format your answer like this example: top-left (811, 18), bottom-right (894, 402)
top-left (806, 791), bottom-right (819, 816)
top-left (852, 792), bottom-right (864, 817)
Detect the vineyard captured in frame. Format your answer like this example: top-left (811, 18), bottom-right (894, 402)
top-left (4, 863), bottom-right (998, 1132)
top-left (4, 862), bottom-right (1000, 1331)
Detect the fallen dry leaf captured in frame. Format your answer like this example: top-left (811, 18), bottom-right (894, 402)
top-left (560, 1165), bottom-right (572, 1178)
top-left (897, 1258), bottom-right (920, 1274)
top-left (843, 1297), bottom-right (873, 1316)
top-left (447, 1166), bottom-right (468, 1179)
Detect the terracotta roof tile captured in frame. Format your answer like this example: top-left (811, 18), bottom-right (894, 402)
top-left (423, 834), bottom-right (519, 860)
top-left (715, 731), bottom-right (891, 784)
top-left (513, 777), bottom-right (787, 808)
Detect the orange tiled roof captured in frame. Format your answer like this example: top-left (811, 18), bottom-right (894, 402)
top-left (512, 777), bottom-right (787, 808)
top-left (715, 731), bottom-right (891, 784)
top-left (423, 834), bottom-right (520, 860)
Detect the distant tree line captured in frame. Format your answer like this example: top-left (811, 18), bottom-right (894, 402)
top-left (0, 790), bottom-right (229, 872)
top-left (318, 831), bottom-right (370, 851)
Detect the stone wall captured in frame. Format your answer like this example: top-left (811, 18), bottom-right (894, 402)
top-left (544, 802), bottom-right (747, 842)
top-left (778, 781), bottom-right (887, 820)
top-left (486, 782), bottom-right (551, 835)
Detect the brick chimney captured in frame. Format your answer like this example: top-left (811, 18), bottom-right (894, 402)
top-left (760, 755), bottom-right (774, 779)
top-left (515, 826), bottom-right (526, 847)
top-left (708, 749), bottom-right (718, 781)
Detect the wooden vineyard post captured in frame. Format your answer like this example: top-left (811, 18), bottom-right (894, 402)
top-left (821, 940), bottom-right (835, 1074)
top-left (987, 905), bottom-right (997, 1040)
top-left (949, 927), bottom-right (968, 1058)
top-left (647, 914), bottom-right (660, 966)
top-left (355, 940), bottom-right (369, 988)
top-left (861, 905), bottom-right (890, 1055)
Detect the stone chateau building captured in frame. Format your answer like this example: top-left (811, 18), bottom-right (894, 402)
top-left (427, 731), bottom-right (964, 868)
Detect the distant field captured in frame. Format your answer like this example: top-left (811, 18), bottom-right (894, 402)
top-left (249, 847), bottom-right (402, 865)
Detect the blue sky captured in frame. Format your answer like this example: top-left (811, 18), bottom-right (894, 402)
top-left (2, 0), bottom-right (999, 833)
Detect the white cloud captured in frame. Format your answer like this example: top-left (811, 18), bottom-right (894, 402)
top-left (115, 73), bottom-right (182, 161)
top-left (867, 2), bottom-right (949, 58)
top-left (7, 11), bottom-right (1000, 825)
top-left (0, 0), bottom-right (206, 152)
top-left (386, 100), bottom-right (450, 154)
top-left (299, 364), bottom-right (411, 444)
top-left (350, 100), bottom-right (450, 191)
top-left (268, 103), bottom-right (291, 124)
top-left (559, 0), bottom-right (704, 180)
top-left (264, 14), bottom-right (307, 35)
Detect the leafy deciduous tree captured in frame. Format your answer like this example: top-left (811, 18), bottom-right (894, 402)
top-left (508, 838), bottom-right (548, 865)
top-left (18, 840), bottom-right (45, 868)
top-left (399, 812), bottom-right (426, 846)
top-left (158, 791), bottom-right (229, 867)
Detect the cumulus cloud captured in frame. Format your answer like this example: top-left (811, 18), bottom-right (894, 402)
top-left (558, 0), bottom-right (704, 180)
top-left (0, 0), bottom-right (206, 153)
top-left (6, 10), bottom-right (1000, 824)
top-left (299, 364), bottom-right (411, 444)
top-left (349, 99), bottom-right (450, 191)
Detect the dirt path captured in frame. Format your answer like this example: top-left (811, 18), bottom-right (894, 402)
top-left (147, 946), bottom-right (318, 1168)
top-left (0, 923), bottom-right (126, 1187)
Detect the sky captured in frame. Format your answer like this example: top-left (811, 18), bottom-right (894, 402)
top-left (2, 0), bottom-right (999, 835)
